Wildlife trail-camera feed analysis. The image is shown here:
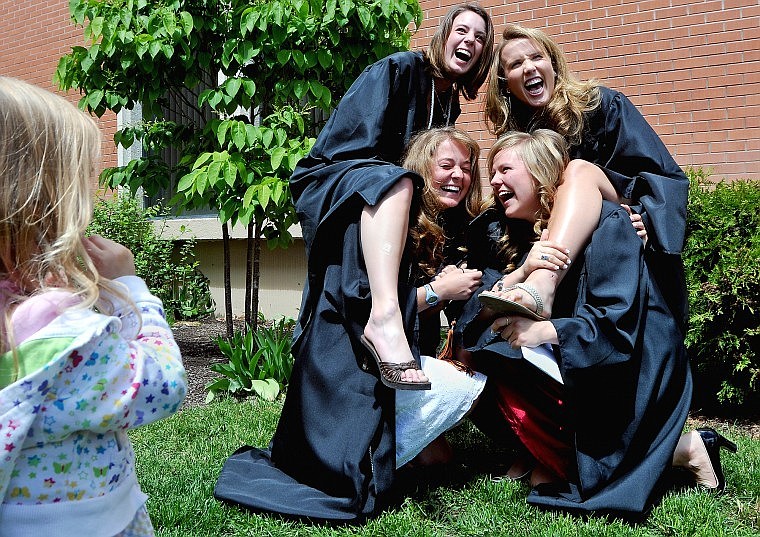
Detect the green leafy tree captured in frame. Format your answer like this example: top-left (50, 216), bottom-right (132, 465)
top-left (56, 0), bottom-right (422, 335)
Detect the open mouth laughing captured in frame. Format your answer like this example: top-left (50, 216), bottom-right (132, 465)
top-left (525, 76), bottom-right (544, 95)
top-left (454, 48), bottom-right (472, 62)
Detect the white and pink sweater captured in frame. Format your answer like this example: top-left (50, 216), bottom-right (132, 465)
top-left (0, 276), bottom-right (186, 537)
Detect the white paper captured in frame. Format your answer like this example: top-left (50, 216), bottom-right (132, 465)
top-left (521, 344), bottom-right (563, 384)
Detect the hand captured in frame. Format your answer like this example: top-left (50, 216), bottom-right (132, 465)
top-left (83, 234), bottom-right (137, 280)
top-left (520, 229), bottom-right (571, 278)
top-left (491, 315), bottom-right (557, 348)
top-left (433, 264), bottom-right (482, 301)
top-left (621, 204), bottom-right (648, 246)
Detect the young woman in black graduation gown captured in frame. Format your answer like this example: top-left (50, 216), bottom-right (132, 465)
top-left (481, 24), bottom-right (690, 334)
top-left (214, 4), bottom-right (494, 522)
top-left (458, 130), bottom-right (731, 520)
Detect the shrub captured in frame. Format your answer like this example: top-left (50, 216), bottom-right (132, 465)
top-left (683, 170), bottom-right (760, 413)
top-left (88, 195), bottom-right (215, 322)
top-left (205, 318), bottom-right (295, 402)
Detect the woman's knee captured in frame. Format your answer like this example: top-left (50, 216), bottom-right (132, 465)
top-left (563, 159), bottom-right (618, 201)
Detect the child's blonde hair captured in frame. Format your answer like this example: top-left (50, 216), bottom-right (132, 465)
top-left (0, 76), bottom-right (122, 357)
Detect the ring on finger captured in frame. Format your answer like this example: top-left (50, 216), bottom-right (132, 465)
top-left (540, 254), bottom-right (549, 261)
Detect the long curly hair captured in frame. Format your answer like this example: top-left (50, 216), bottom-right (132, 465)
top-left (484, 24), bottom-right (601, 145)
top-left (485, 129), bottom-right (569, 273)
top-left (424, 3), bottom-right (495, 101)
top-left (0, 76), bottom-right (128, 360)
top-left (405, 127), bottom-right (485, 277)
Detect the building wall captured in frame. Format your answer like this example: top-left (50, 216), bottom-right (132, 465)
top-left (2, 1), bottom-right (757, 320)
top-left (0, 0), bottom-right (118, 180)
top-left (413, 0), bottom-right (759, 183)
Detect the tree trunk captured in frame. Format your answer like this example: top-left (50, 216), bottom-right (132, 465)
top-left (244, 221), bottom-right (254, 329)
top-left (222, 221), bottom-right (233, 338)
top-left (251, 219), bottom-right (262, 332)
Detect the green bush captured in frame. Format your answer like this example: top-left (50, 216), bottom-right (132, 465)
top-left (683, 170), bottom-right (760, 412)
top-left (88, 195), bottom-right (215, 323)
top-left (206, 318), bottom-right (295, 402)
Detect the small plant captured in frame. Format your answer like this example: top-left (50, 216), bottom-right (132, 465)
top-left (88, 194), bottom-right (215, 322)
top-left (205, 318), bottom-right (294, 403)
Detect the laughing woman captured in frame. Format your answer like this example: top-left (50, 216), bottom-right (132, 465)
top-left (215, 4), bottom-right (494, 522)
top-left (481, 24), bottom-right (690, 336)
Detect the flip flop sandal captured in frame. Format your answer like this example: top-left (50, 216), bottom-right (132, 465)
top-left (478, 283), bottom-right (547, 321)
top-left (360, 335), bottom-right (431, 390)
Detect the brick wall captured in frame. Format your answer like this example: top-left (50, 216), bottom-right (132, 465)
top-left (413, 0), bottom-right (759, 182)
top-left (2, 1), bottom-right (755, 183)
top-left (0, 0), bottom-right (117, 182)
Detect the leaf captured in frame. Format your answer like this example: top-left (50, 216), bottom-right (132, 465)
top-left (192, 152), bottom-right (213, 170)
top-left (251, 378), bottom-right (280, 401)
top-left (235, 40), bottom-right (256, 65)
top-left (231, 121), bottom-right (247, 151)
top-left (259, 183), bottom-right (272, 210)
top-left (224, 160), bottom-right (237, 186)
top-left (216, 120), bottom-right (230, 146)
top-left (292, 79), bottom-right (308, 100)
top-left (148, 40), bottom-right (162, 59)
top-left (89, 16), bottom-right (105, 40)
top-left (225, 77), bottom-right (242, 100)
top-left (339, 0), bottom-right (352, 18)
top-left (261, 129), bottom-right (274, 148)
top-left (277, 49), bottom-right (291, 65)
top-left (241, 79), bottom-right (256, 98)
top-left (243, 185), bottom-right (257, 207)
top-left (179, 11), bottom-right (194, 36)
top-left (317, 49), bottom-right (333, 69)
top-left (292, 50), bottom-right (305, 69)
top-left (270, 147), bottom-right (287, 171)
top-left (87, 90), bottom-right (105, 110)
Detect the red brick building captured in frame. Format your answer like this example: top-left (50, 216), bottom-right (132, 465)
top-left (1, 1), bottom-right (757, 318)
top-left (0, 0), bottom-right (118, 180)
top-left (1, 0), bottom-right (756, 181)
top-left (411, 0), bottom-right (759, 182)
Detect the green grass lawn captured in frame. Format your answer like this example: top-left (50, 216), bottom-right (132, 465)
top-left (129, 398), bottom-right (760, 536)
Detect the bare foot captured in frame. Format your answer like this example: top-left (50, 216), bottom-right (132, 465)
top-left (505, 456), bottom-right (534, 480)
top-left (672, 431), bottom-right (718, 488)
top-left (529, 463), bottom-right (561, 487)
top-left (363, 304), bottom-right (429, 384)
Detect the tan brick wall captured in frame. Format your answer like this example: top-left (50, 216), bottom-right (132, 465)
top-left (0, 0), bottom-right (117, 183)
top-left (413, 0), bottom-right (759, 182)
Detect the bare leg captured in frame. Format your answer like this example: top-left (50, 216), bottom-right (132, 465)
top-left (505, 160), bottom-right (618, 318)
top-left (529, 463), bottom-right (562, 487)
top-left (409, 435), bottom-right (454, 467)
top-left (361, 177), bottom-right (428, 384)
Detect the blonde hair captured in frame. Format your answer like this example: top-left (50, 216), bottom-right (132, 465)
top-left (425, 3), bottom-right (494, 101)
top-left (486, 129), bottom-right (569, 272)
top-left (0, 77), bottom-right (124, 359)
top-left (405, 127), bottom-right (485, 276)
top-left (484, 24), bottom-right (601, 144)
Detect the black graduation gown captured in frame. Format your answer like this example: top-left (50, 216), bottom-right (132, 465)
top-left (214, 51), bottom-right (461, 522)
top-left (570, 86), bottom-right (690, 330)
top-left (462, 203), bottom-right (692, 519)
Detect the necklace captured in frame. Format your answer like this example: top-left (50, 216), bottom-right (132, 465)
top-left (428, 78), bottom-right (453, 128)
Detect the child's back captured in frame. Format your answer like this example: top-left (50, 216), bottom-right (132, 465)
top-left (0, 76), bottom-right (186, 537)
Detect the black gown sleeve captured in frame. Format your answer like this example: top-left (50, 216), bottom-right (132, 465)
top-left (579, 88), bottom-right (689, 256)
